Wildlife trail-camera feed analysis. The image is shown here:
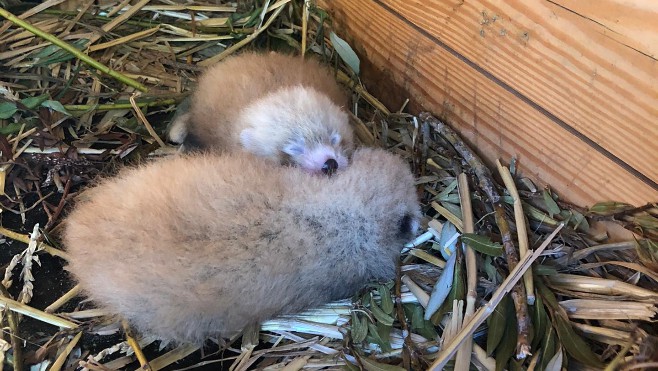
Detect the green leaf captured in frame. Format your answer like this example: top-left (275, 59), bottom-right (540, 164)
top-left (434, 179), bottom-right (458, 202)
top-left (539, 325), bottom-right (557, 371)
top-left (461, 233), bottom-right (504, 257)
top-left (530, 293), bottom-right (548, 350)
top-left (329, 31), bottom-right (360, 75)
top-left (588, 201), bottom-right (633, 215)
top-left (553, 314), bottom-right (603, 367)
top-left (378, 285), bottom-right (394, 315)
top-left (0, 102), bottom-right (18, 119)
top-left (20, 94), bottom-right (49, 109)
top-left (542, 189), bottom-right (561, 217)
top-left (486, 294), bottom-right (509, 355)
top-left (360, 357), bottom-right (405, 371)
top-left (571, 210), bottom-right (590, 232)
top-left (637, 239), bottom-right (658, 267)
top-left (367, 322), bottom-right (392, 353)
top-left (351, 312), bottom-right (368, 343)
top-left (369, 297), bottom-right (394, 326)
top-left (545, 345), bottom-right (564, 371)
top-left (0, 122), bottom-right (25, 135)
top-left (495, 296), bottom-right (517, 371)
top-left (41, 100), bottom-right (70, 115)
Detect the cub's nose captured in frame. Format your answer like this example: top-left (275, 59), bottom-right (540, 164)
top-left (322, 159), bottom-right (338, 176)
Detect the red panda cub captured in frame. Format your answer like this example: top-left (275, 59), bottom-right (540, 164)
top-left (169, 52), bottom-right (354, 175)
top-left (64, 148), bottom-right (420, 344)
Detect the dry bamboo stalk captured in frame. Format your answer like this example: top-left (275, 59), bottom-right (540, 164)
top-left (421, 112), bottom-right (532, 359)
top-left (0, 226), bottom-right (69, 260)
top-left (548, 274), bottom-right (658, 300)
top-left (129, 93), bottom-right (167, 148)
top-left (88, 26), bottom-right (160, 52)
top-left (401, 275), bottom-right (429, 307)
top-left (455, 173), bottom-right (476, 370)
top-left (0, 295), bottom-right (78, 328)
top-left (49, 332), bottom-right (83, 371)
top-left (0, 285), bottom-right (22, 371)
top-left (428, 224), bottom-right (564, 370)
top-left (0, 8), bottom-right (148, 92)
top-left (88, 0), bottom-right (151, 44)
top-left (336, 70), bottom-right (391, 115)
top-left (198, 0), bottom-right (289, 67)
top-left (149, 344), bottom-right (200, 371)
top-left (496, 159), bottom-right (534, 304)
top-left (301, 0), bottom-right (309, 56)
top-left (559, 299), bottom-right (657, 320)
top-left (123, 320), bottom-right (152, 370)
top-left (45, 284), bottom-right (81, 313)
top-left (431, 201), bottom-right (464, 231)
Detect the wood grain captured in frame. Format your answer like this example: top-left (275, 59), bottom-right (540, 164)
top-left (373, 0), bottom-right (658, 186)
top-left (319, 0), bottom-right (658, 206)
top-left (550, 0), bottom-right (658, 58)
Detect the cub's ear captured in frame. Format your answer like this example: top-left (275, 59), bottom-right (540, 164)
top-left (282, 138), bottom-right (305, 156)
top-left (239, 128), bottom-right (257, 150)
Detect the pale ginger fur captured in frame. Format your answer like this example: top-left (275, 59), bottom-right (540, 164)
top-left (64, 148), bottom-right (420, 344)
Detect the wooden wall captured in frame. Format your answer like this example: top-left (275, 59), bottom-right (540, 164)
top-left (318, 0), bottom-right (658, 207)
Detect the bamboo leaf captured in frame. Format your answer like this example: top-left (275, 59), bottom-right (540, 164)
top-left (553, 314), bottom-right (603, 367)
top-left (543, 189), bottom-right (561, 217)
top-left (369, 298), bottom-right (394, 326)
top-left (461, 233), bottom-right (503, 257)
top-left (539, 325), bottom-right (558, 371)
top-left (360, 357), bottom-right (405, 371)
top-left (495, 295), bottom-right (517, 371)
top-left (378, 285), bottom-right (394, 315)
top-left (588, 201), bottom-right (633, 215)
top-left (329, 31), bottom-right (360, 75)
top-left (367, 322), bottom-right (392, 353)
top-left (486, 294), bottom-right (509, 355)
top-left (0, 102), bottom-right (17, 119)
top-left (424, 252), bottom-right (456, 320)
top-left (545, 345), bottom-right (564, 371)
top-left (20, 94), bottom-right (49, 109)
top-left (351, 312), bottom-right (368, 343)
top-left (530, 293), bottom-right (548, 350)
top-left (41, 100), bottom-right (70, 115)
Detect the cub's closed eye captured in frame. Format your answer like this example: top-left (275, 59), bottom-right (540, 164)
top-left (399, 214), bottom-right (414, 235)
top-left (330, 133), bottom-right (341, 146)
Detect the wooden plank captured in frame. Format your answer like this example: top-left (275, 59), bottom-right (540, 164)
top-left (550, 0), bottom-right (658, 58)
top-left (319, 0), bottom-right (658, 206)
top-left (365, 0), bottom-right (658, 186)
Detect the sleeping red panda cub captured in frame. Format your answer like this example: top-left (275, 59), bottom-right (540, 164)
top-left (63, 148), bottom-right (420, 344)
top-left (169, 51), bottom-right (354, 175)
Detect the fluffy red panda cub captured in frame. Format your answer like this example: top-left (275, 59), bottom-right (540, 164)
top-left (64, 148), bottom-right (420, 344)
top-left (169, 51), bottom-right (353, 175)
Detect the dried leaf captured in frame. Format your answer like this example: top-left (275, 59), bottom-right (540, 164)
top-left (329, 31), bottom-right (360, 75)
top-left (461, 233), bottom-right (503, 257)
